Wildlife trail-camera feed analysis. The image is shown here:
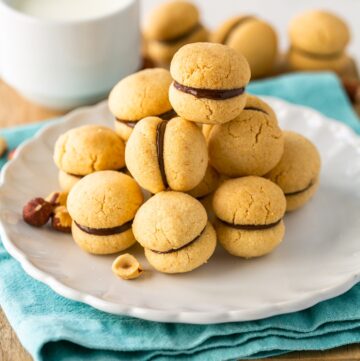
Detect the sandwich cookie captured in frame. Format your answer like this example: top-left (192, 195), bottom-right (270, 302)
top-left (125, 116), bottom-right (208, 194)
top-left (169, 42), bottom-right (251, 124)
top-left (109, 68), bottom-right (175, 141)
top-left (212, 16), bottom-right (278, 78)
top-left (213, 177), bottom-right (286, 258)
top-left (133, 191), bottom-right (216, 273)
top-left (67, 171), bottom-right (143, 254)
top-left (54, 125), bottom-right (125, 192)
top-left (265, 131), bottom-right (321, 212)
top-left (208, 95), bottom-right (284, 176)
top-left (187, 165), bottom-right (219, 213)
top-left (143, 1), bottom-right (208, 66)
top-left (287, 10), bottom-right (350, 74)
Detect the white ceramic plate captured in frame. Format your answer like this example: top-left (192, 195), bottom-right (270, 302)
top-left (1, 97), bottom-right (360, 324)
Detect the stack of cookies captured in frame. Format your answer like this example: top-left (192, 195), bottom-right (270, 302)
top-left (25, 41), bottom-right (321, 279)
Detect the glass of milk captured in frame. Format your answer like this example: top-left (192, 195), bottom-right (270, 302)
top-left (0, 0), bottom-right (140, 109)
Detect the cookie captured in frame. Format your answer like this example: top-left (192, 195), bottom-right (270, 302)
top-left (169, 42), bottom-right (251, 124)
top-left (213, 177), bottom-right (286, 258)
top-left (143, 1), bottom-right (208, 66)
top-left (133, 191), bottom-right (216, 273)
top-left (125, 116), bottom-right (208, 194)
top-left (54, 125), bottom-right (125, 191)
top-left (287, 10), bottom-right (350, 74)
top-left (67, 171), bottom-right (143, 254)
top-left (187, 165), bottom-right (219, 199)
top-left (212, 16), bottom-right (278, 78)
top-left (265, 131), bottom-right (321, 212)
top-left (109, 68), bottom-right (175, 141)
top-left (208, 95), bottom-right (284, 176)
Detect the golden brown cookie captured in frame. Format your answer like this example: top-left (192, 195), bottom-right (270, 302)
top-left (133, 191), bottom-right (216, 273)
top-left (213, 176), bottom-right (286, 258)
top-left (143, 1), bottom-right (208, 66)
top-left (169, 42), bottom-right (251, 124)
top-left (208, 96), bottom-right (283, 176)
top-left (125, 116), bottom-right (208, 194)
top-left (212, 16), bottom-right (278, 78)
top-left (265, 131), bottom-right (321, 212)
top-left (67, 171), bottom-right (143, 254)
top-left (287, 10), bottom-right (350, 74)
top-left (108, 68), bottom-right (175, 141)
top-left (54, 125), bottom-right (125, 192)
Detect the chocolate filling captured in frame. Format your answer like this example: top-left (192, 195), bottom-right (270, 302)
top-left (220, 218), bottom-right (282, 230)
top-left (75, 220), bottom-right (133, 236)
top-left (149, 224), bottom-right (207, 254)
top-left (292, 46), bottom-right (342, 60)
top-left (285, 181), bottom-right (315, 196)
top-left (156, 120), bottom-right (168, 188)
top-left (244, 106), bottom-right (268, 115)
top-left (116, 109), bottom-right (176, 127)
top-left (222, 16), bottom-right (255, 44)
top-left (173, 81), bottom-right (245, 100)
top-left (159, 23), bottom-right (202, 45)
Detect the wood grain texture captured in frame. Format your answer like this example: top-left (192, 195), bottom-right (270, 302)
top-left (0, 63), bottom-right (360, 360)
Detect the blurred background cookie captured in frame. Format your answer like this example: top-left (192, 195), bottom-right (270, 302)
top-left (287, 10), bottom-right (351, 74)
top-left (143, 0), bottom-right (208, 67)
top-left (212, 15), bottom-right (278, 78)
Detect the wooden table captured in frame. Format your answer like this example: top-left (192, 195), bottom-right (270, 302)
top-left (1, 78), bottom-right (360, 361)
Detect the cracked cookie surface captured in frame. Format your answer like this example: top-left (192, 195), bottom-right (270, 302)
top-left (67, 171), bottom-right (143, 254)
top-left (169, 42), bottom-right (250, 124)
top-left (54, 125), bottom-right (125, 176)
top-left (208, 96), bottom-right (283, 176)
top-left (213, 176), bottom-right (286, 258)
top-left (133, 191), bottom-right (216, 273)
top-left (265, 131), bottom-right (321, 212)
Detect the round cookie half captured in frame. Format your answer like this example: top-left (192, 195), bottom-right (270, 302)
top-left (58, 170), bottom-right (82, 193)
top-left (147, 25), bottom-right (208, 66)
top-left (133, 191), bottom-right (216, 273)
top-left (208, 96), bottom-right (283, 176)
top-left (169, 42), bottom-right (251, 124)
top-left (213, 176), bottom-right (286, 258)
top-left (143, 0), bottom-right (200, 42)
top-left (67, 171), bottom-right (143, 254)
top-left (265, 131), bottom-right (321, 212)
top-left (109, 68), bottom-right (174, 141)
top-left (212, 16), bottom-right (278, 78)
top-left (144, 222), bottom-right (216, 273)
top-left (54, 125), bottom-right (125, 176)
top-left (125, 116), bottom-right (208, 193)
top-left (289, 10), bottom-right (350, 56)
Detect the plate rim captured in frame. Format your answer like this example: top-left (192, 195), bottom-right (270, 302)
top-left (1, 97), bottom-right (360, 324)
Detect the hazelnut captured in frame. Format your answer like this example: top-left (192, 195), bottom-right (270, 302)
top-left (112, 253), bottom-right (143, 280)
top-left (51, 206), bottom-right (72, 233)
top-left (46, 191), bottom-right (68, 207)
top-left (23, 198), bottom-right (53, 227)
top-left (0, 137), bottom-right (7, 158)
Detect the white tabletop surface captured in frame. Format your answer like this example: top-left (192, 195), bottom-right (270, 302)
top-left (141, 0), bottom-right (360, 66)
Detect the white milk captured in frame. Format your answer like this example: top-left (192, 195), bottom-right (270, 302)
top-left (12, 0), bottom-right (127, 21)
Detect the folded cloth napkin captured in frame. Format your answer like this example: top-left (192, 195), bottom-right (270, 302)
top-left (1, 72), bottom-right (360, 361)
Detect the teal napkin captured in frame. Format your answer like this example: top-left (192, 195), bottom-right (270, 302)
top-left (1, 72), bottom-right (360, 361)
